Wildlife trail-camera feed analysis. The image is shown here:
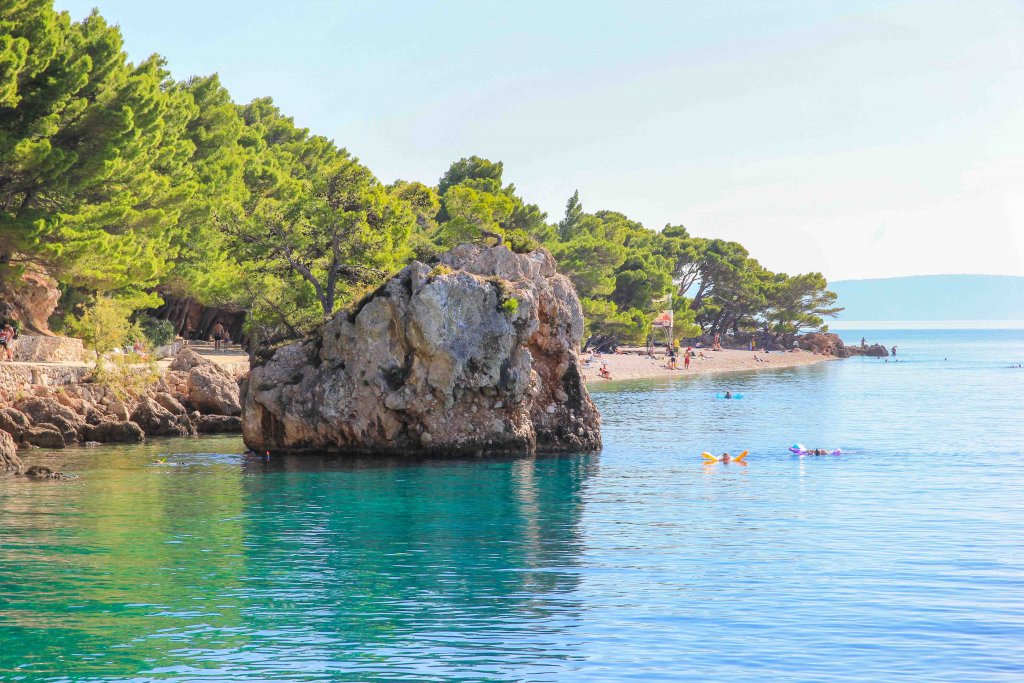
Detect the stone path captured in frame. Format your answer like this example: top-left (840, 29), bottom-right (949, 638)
top-left (0, 342), bottom-right (250, 395)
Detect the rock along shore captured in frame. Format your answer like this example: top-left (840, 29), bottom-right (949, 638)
top-left (242, 244), bottom-right (602, 457)
top-left (0, 347), bottom-right (247, 478)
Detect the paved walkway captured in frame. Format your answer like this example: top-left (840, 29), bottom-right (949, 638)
top-left (0, 343), bottom-right (250, 372)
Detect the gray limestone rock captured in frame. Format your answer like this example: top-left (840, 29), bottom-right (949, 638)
top-left (242, 244), bottom-right (601, 456)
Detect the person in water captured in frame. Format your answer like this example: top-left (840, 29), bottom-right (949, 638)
top-left (720, 452), bottom-right (732, 462)
top-left (724, 390), bottom-right (733, 398)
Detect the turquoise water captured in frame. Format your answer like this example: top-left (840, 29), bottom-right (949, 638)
top-left (1, 328), bottom-right (1022, 681)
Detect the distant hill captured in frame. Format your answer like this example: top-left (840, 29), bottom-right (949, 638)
top-left (829, 275), bottom-right (1024, 321)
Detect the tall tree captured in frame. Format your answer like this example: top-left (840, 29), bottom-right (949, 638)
top-left (0, 4), bottom-right (195, 307)
top-left (228, 100), bottom-right (415, 320)
top-left (557, 190), bottom-right (584, 241)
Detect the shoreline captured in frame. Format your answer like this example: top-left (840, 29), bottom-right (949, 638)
top-left (580, 348), bottom-right (835, 383)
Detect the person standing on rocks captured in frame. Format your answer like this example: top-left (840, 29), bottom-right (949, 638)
top-left (0, 323), bottom-right (14, 361)
top-left (212, 322), bottom-right (226, 351)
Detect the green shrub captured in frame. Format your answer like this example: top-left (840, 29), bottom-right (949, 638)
top-left (430, 264), bottom-right (453, 278)
top-left (137, 315), bottom-right (175, 347)
top-left (90, 354), bottom-right (161, 400)
top-left (500, 297), bottom-right (519, 316)
top-left (65, 296), bottom-right (135, 356)
top-left (505, 229), bottom-right (540, 254)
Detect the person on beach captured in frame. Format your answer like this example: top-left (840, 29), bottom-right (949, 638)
top-left (0, 323), bottom-right (14, 361)
top-left (684, 350), bottom-right (691, 370)
top-left (599, 362), bottom-right (612, 379)
top-left (666, 346), bottom-right (677, 369)
top-left (861, 337), bottom-right (867, 347)
top-left (213, 322), bottom-right (226, 351)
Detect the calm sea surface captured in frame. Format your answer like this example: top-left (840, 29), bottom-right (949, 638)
top-left (1, 328), bottom-right (1022, 682)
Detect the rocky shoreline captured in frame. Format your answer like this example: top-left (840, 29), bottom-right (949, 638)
top-left (0, 348), bottom-right (245, 479)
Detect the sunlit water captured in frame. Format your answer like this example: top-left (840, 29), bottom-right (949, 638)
top-left (1, 328), bottom-right (1022, 682)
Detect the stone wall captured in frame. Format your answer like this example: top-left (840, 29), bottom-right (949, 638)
top-left (0, 363), bottom-right (92, 401)
top-left (12, 335), bottom-right (87, 363)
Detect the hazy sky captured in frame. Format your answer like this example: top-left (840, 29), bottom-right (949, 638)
top-left (56, 0), bottom-right (1024, 280)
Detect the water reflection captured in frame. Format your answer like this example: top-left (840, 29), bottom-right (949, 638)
top-left (0, 445), bottom-right (597, 681)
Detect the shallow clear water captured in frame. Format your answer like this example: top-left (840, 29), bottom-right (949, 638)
top-left (1, 329), bottom-right (1022, 682)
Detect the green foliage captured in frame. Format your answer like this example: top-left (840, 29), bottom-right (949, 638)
top-left (500, 297), bottom-right (519, 316)
top-left (90, 354), bottom-right (161, 400)
top-left (225, 98), bottom-right (416, 330)
top-left (65, 296), bottom-right (136, 356)
top-left (137, 315), bottom-right (175, 347)
top-left (504, 229), bottom-right (540, 254)
top-left (0, 3), bottom-right (839, 350)
top-left (438, 156), bottom-right (504, 196)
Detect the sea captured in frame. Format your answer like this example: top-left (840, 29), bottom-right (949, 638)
top-left (1, 326), bottom-right (1022, 682)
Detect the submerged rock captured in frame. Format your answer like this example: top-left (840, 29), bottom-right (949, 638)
top-left (21, 465), bottom-right (73, 480)
top-left (242, 244), bottom-right (601, 456)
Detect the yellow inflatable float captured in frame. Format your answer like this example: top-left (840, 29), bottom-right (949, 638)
top-left (701, 450), bottom-right (748, 463)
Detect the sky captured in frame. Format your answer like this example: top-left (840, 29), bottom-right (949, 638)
top-left (55, 0), bottom-right (1024, 281)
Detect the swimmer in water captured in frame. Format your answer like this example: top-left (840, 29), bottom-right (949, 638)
top-left (720, 452), bottom-right (732, 462)
top-left (724, 390), bottom-right (733, 399)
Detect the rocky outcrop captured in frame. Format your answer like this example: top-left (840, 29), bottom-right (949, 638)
top-left (82, 420), bottom-right (145, 444)
top-left (131, 397), bottom-right (193, 437)
top-left (0, 345), bottom-right (252, 447)
top-left (855, 343), bottom-right (889, 357)
top-left (16, 397), bottom-right (83, 444)
top-left (796, 332), bottom-right (851, 357)
top-left (0, 407), bottom-right (31, 442)
top-left (796, 332), bottom-right (890, 358)
top-left (22, 425), bottom-right (65, 449)
top-left (196, 414), bottom-right (243, 434)
top-left (169, 349), bottom-right (241, 415)
top-left (242, 244), bottom-right (601, 456)
top-left (153, 393), bottom-right (187, 416)
top-left (0, 268), bottom-right (61, 334)
top-left (0, 430), bottom-right (21, 471)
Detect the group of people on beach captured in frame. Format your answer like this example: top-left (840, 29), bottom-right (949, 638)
top-left (0, 322), bottom-right (17, 361)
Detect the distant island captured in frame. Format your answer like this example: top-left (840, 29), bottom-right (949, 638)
top-left (831, 275), bottom-right (1024, 321)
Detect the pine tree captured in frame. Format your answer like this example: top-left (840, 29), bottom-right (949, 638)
top-left (557, 190), bottom-right (584, 241)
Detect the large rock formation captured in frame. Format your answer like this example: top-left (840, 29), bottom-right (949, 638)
top-left (0, 268), bottom-right (61, 334)
top-left (169, 349), bottom-right (242, 415)
top-left (242, 244), bottom-right (601, 456)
